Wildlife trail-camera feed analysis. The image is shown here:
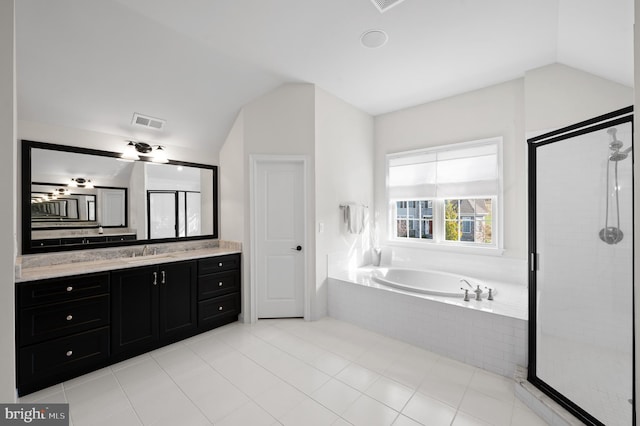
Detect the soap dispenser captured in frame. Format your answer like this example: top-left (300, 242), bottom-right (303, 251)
top-left (98, 223), bottom-right (103, 234)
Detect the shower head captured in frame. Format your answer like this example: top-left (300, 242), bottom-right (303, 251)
top-left (609, 146), bottom-right (632, 162)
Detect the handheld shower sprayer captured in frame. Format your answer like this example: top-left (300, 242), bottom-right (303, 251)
top-left (600, 127), bottom-right (631, 245)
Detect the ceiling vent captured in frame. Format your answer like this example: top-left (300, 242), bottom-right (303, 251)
top-left (131, 113), bottom-right (166, 131)
top-left (370, 0), bottom-right (406, 13)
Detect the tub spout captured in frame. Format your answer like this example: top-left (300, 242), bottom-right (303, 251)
top-left (460, 279), bottom-right (473, 289)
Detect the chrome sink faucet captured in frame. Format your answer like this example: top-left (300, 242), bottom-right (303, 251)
top-left (142, 245), bottom-right (150, 256)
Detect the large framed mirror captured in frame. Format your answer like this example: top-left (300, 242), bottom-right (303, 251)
top-left (22, 140), bottom-right (218, 253)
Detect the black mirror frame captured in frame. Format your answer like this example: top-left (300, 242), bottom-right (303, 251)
top-left (22, 140), bottom-right (218, 254)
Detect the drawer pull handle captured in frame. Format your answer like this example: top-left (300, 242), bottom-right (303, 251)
top-left (218, 282), bottom-right (223, 287)
top-left (66, 350), bottom-right (73, 357)
top-left (66, 315), bottom-right (73, 321)
top-left (218, 306), bottom-right (223, 311)
top-left (218, 262), bottom-right (223, 267)
top-left (66, 286), bottom-right (73, 292)
top-left (153, 272), bottom-right (157, 285)
top-left (161, 270), bottom-right (166, 284)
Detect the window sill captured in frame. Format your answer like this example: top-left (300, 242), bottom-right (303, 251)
top-left (386, 239), bottom-right (505, 257)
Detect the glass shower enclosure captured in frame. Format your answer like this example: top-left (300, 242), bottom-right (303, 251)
top-left (528, 107), bottom-right (635, 426)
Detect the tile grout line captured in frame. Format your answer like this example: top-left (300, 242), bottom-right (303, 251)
top-left (108, 366), bottom-right (146, 426)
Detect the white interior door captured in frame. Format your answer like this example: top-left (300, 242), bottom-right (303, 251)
top-left (148, 192), bottom-right (177, 239)
top-left (256, 160), bottom-right (305, 318)
top-left (101, 189), bottom-right (125, 226)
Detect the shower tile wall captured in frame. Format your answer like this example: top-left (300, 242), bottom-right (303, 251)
top-left (535, 124), bottom-right (633, 426)
top-left (536, 126), bottom-right (633, 351)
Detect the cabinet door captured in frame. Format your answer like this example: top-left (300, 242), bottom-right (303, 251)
top-left (111, 266), bottom-right (158, 355)
top-left (158, 261), bottom-right (197, 341)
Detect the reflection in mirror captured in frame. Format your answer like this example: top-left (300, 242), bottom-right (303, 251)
top-left (145, 164), bottom-right (213, 239)
top-left (31, 189), bottom-right (96, 222)
top-left (23, 140), bottom-right (218, 253)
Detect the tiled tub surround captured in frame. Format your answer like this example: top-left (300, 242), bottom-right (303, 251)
top-left (328, 266), bottom-right (527, 378)
top-left (16, 239), bottom-right (241, 281)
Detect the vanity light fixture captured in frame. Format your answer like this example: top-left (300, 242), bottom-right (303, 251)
top-left (151, 146), bottom-right (169, 164)
top-left (70, 177), bottom-right (93, 189)
top-left (120, 141), bottom-right (169, 163)
top-left (121, 141), bottom-right (140, 161)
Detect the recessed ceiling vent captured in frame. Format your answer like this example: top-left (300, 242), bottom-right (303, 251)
top-left (131, 113), bottom-right (166, 131)
top-left (370, 0), bottom-right (406, 13)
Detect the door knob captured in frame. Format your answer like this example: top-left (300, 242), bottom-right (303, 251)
top-left (291, 245), bottom-right (302, 251)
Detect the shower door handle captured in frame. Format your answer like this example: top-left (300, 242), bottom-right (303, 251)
top-left (530, 252), bottom-right (537, 272)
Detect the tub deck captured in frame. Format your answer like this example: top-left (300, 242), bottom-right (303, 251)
top-left (331, 267), bottom-right (527, 320)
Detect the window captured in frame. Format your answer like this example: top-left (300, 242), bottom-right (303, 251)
top-left (395, 200), bottom-right (433, 239)
top-left (387, 138), bottom-right (502, 250)
top-left (445, 198), bottom-right (492, 243)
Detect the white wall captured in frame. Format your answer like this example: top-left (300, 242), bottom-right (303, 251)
top-left (525, 63), bottom-right (634, 133)
top-left (374, 78), bottom-right (527, 283)
top-left (226, 84), bottom-right (317, 321)
top-left (219, 83), bottom-right (374, 321)
top-left (129, 162), bottom-right (146, 239)
top-left (524, 63), bottom-right (634, 346)
top-left (18, 120), bottom-right (217, 165)
top-left (0, 0), bottom-right (17, 402)
top-left (314, 87), bottom-right (374, 319)
top-left (220, 111), bottom-right (245, 244)
top-left (373, 64), bottom-right (634, 286)
top-left (220, 110), bottom-right (246, 315)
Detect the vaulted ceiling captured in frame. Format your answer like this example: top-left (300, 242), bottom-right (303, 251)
top-left (16, 0), bottom-right (634, 158)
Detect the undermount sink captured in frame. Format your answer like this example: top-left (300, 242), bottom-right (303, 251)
top-left (126, 254), bottom-right (174, 264)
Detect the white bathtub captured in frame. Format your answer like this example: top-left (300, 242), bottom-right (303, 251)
top-left (328, 265), bottom-right (528, 377)
top-left (371, 267), bottom-right (496, 299)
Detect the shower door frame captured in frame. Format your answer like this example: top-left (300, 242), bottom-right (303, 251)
top-left (528, 106), bottom-right (635, 426)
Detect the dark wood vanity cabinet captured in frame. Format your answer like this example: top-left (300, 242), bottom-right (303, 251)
top-left (16, 254), bottom-right (241, 396)
top-left (16, 273), bottom-right (111, 396)
top-left (198, 254), bottom-right (241, 330)
top-left (111, 261), bottom-right (197, 358)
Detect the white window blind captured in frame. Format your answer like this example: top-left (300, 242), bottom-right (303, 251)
top-left (388, 139), bottom-right (500, 199)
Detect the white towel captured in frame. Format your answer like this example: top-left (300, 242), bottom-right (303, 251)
top-left (346, 203), bottom-right (365, 234)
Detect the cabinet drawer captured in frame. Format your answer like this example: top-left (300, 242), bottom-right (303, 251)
top-left (19, 295), bottom-right (110, 346)
top-left (19, 273), bottom-right (109, 308)
top-left (199, 254), bottom-right (240, 275)
top-left (198, 293), bottom-right (240, 326)
top-left (199, 271), bottom-right (239, 300)
top-left (18, 327), bottom-right (109, 385)
top-left (31, 239), bottom-right (61, 248)
top-left (106, 234), bottom-right (136, 242)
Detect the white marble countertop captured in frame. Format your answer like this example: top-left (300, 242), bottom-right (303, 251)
top-left (16, 247), bottom-right (241, 283)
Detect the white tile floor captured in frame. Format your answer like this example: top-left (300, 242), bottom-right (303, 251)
top-left (19, 318), bottom-right (549, 425)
